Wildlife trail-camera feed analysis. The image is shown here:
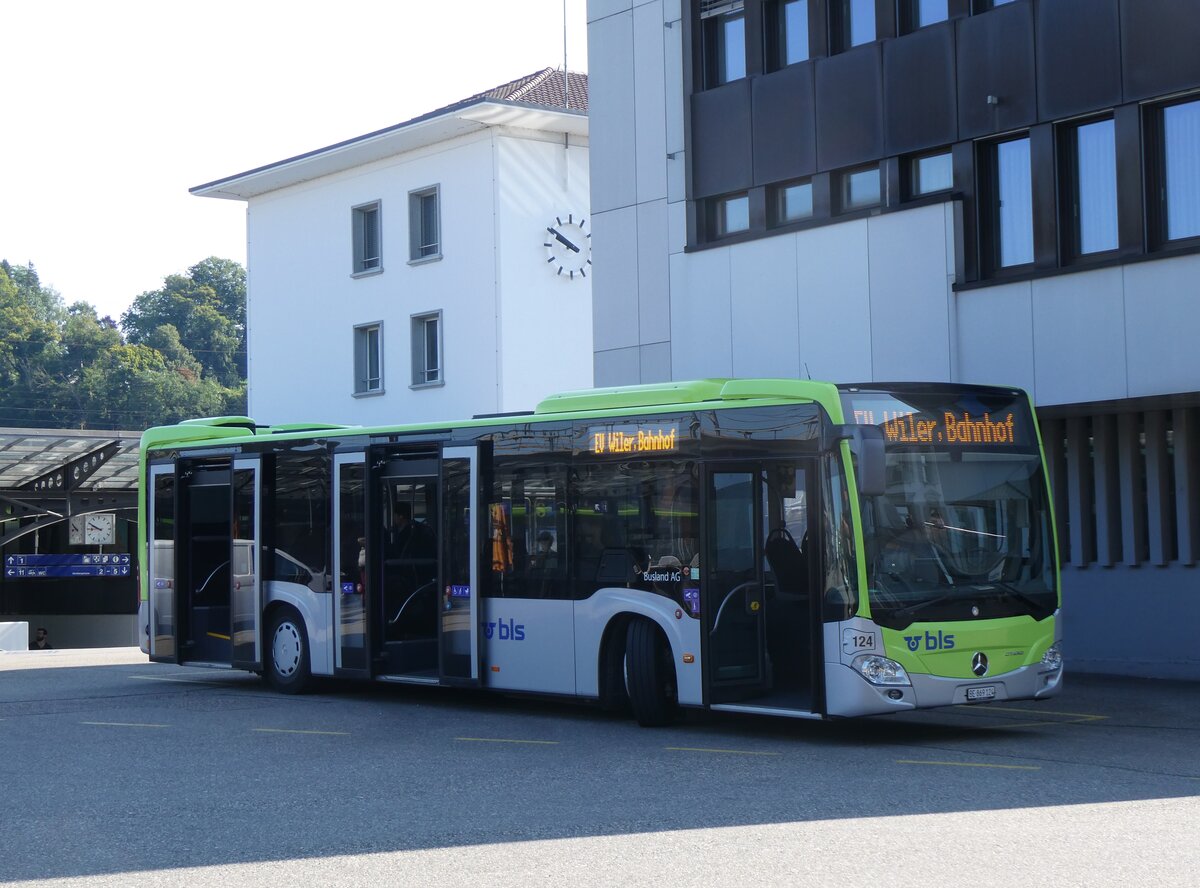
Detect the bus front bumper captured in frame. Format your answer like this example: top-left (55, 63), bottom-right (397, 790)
top-left (825, 659), bottom-right (1064, 718)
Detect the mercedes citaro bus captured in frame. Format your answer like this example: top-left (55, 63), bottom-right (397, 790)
top-left (138, 378), bottom-right (1062, 725)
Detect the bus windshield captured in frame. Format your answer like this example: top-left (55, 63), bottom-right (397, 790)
top-left (841, 387), bottom-right (1057, 629)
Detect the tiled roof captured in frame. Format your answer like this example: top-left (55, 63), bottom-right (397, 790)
top-left (452, 67), bottom-right (588, 113)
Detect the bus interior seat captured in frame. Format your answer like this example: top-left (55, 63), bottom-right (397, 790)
top-left (595, 548), bottom-right (633, 584)
top-left (764, 527), bottom-right (807, 601)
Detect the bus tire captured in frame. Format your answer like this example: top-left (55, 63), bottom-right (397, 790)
top-left (599, 621), bottom-right (631, 713)
top-left (625, 617), bottom-right (678, 727)
top-left (265, 606), bottom-right (312, 694)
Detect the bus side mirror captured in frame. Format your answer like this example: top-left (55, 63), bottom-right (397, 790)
top-left (831, 424), bottom-right (886, 498)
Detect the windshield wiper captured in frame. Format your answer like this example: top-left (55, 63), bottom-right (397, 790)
top-left (986, 580), bottom-right (1053, 616)
top-left (893, 588), bottom-right (967, 620)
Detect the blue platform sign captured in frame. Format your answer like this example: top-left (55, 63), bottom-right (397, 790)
top-left (5, 553), bottom-right (132, 579)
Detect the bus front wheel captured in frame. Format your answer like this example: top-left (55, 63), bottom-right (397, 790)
top-left (625, 618), bottom-right (678, 727)
top-left (265, 607), bottom-right (313, 694)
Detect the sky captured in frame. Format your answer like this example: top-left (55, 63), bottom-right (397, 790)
top-left (1, 0), bottom-right (590, 322)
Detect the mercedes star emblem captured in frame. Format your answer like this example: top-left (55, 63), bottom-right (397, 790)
top-left (972, 652), bottom-right (989, 677)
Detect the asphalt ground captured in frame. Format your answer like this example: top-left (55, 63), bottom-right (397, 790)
top-left (1, 649), bottom-right (1197, 887)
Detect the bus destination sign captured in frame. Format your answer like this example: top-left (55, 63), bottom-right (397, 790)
top-left (589, 424), bottom-right (680, 455)
top-left (841, 391), bottom-right (1034, 448)
top-left (853, 409), bottom-right (1018, 445)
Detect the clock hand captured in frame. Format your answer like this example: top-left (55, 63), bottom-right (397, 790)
top-left (547, 227), bottom-right (580, 253)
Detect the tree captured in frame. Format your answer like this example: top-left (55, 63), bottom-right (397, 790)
top-left (0, 256), bottom-right (248, 430)
top-left (120, 257), bottom-right (247, 386)
top-left (0, 263), bottom-right (65, 427)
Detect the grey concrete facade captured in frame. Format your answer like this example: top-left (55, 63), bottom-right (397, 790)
top-left (587, 0), bottom-right (1200, 679)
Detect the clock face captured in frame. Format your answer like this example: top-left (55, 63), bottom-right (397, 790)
top-left (84, 514), bottom-right (115, 545)
top-left (544, 214), bottom-right (591, 279)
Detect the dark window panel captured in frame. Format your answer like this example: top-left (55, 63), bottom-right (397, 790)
top-left (1036, 0), bottom-right (1120, 121)
top-left (1121, 0), bottom-right (1200, 102)
top-left (690, 79), bottom-right (755, 198)
top-left (753, 64), bottom-right (817, 184)
top-left (956, 1), bottom-right (1036, 139)
top-left (1030, 124), bottom-right (1058, 270)
top-left (1114, 104), bottom-right (1145, 257)
top-left (814, 44), bottom-right (884, 170)
top-left (883, 20), bottom-right (957, 156)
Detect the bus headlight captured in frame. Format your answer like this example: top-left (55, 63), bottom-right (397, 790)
top-left (1040, 643), bottom-right (1063, 672)
top-left (852, 654), bottom-right (911, 686)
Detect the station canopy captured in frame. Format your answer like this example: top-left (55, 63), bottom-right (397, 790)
top-left (0, 428), bottom-right (141, 500)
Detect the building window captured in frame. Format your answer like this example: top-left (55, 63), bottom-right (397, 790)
top-left (411, 311), bottom-right (442, 387)
top-left (351, 202), bottom-right (381, 274)
top-left (353, 323), bottom-right (383, 395)
top-left (837, 165), bottom-right (881, 212)
top-left (770, 179), bottom-right (813, 225)
top-left (711, 192), bottom-right (750, 237)
top-left (768, 0), bottom-right (809, 69)
top-left (1062, 117), bottom-right (1118, 256)
top-left (972, 0), bottom-right (1016, 11)
top-left (1160, 99), bottom-right (1200, 243)
top-left (702, 1), bottom-right (746, 88)
top-left (980, 135), bottom-right (1034, 270)
top-left (409, 186), bottom-right (440, 261)
top-left (898, 0), bottom-right (948, 33)
top-left (909, 150), bottom-right (953, 196)
top-left (831, 0), bottom-right (876, 52)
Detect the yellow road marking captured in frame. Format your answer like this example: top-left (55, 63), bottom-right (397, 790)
top-left (206, 632), bottom-right (231, 641)
top-left (897, 759), bottom-right (1039, 771)
top-left (992, 706), bottom-right (1108, 721)
top-left (253, 728), bottom-right (350, 736)
top-left (82, 721), bottom-right (170, 729)
top-left (667, 746), bottom-right (781, 757)
top-left (455, 737), bottom-right (559, 745)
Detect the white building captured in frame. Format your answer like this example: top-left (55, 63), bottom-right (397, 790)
top-left (586, 0), bottom-right (1200, 679)
top-left (193, 68), bottom-right (593, 425)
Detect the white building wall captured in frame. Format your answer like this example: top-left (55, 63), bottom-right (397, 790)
top-left (494, 132), bottom-right (593, 412)
top-left (246, 125), bottom-right (594, 427)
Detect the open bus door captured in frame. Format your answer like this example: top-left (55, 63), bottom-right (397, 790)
top-left (438, 446), bottom-right (481, 686)
top-left (368, 445), bottom-right (482, 686)
top-left (333, 453), bottom-right (370, 676)
top-left (147, 464), bottom-right (177, 663)
top-left (230, 457), bottom-right (262, 670)
top-left (705, 460), bottom-right (822, 716)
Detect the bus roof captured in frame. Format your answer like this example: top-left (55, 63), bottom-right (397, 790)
top-left (139, 377), bottom-right (851, 454)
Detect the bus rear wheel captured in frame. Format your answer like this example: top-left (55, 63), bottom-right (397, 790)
top-left (265, 607), bottom-right (313, 694)
top-left (625, 618), bottom-right (678, 727)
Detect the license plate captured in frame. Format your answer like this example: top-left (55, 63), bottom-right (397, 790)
top-left (966, 685), bottom-right (996, 702)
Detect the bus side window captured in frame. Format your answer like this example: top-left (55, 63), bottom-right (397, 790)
top-left (489, 460), bottom-right (569, 599)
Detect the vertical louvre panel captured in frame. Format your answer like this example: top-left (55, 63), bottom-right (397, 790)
top-left (1039, 416), bottom-right (1070, 565)
top-left (1065, 416), bottom-right (1094, 567)
top-left (1118, 413), bottom-right (1147, 566)
top-left (1145, 411), bottom-right (1174, 566)
top-left (1092, 414), bottom-right (1121, 566)
top-left (1175, 408), bottom-right (1200, 566)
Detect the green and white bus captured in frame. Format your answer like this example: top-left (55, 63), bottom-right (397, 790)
top-left (137, 378), bottom-right (1062, 724)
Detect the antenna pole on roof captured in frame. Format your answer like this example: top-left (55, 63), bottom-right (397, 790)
top-left (563, 0), bottom-right (569, 109)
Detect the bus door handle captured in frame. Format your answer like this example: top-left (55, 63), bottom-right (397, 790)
top-left (712, 580), bottom-right (760, 633)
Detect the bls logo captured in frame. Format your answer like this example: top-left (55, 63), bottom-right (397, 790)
top-left (904, 630), bottom-right (956, 652)
top-left (484, 618), bottom-right (525, 641)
